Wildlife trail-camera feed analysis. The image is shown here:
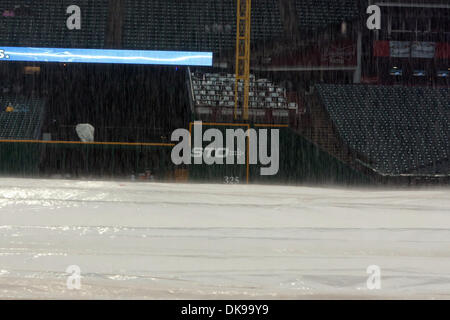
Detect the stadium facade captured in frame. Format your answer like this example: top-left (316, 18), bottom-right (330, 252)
top-left (0, 0), bottom-right (448, 185)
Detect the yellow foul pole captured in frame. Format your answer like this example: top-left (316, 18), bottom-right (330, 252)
top-left (234, 0), bottom-right (252, 120)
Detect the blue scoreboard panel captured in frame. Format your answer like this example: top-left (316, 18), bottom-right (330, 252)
top-left (0, 47), bottom-right (213, 66)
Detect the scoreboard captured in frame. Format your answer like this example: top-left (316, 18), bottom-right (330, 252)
top-left (0, 47), bottom-right (213, 66)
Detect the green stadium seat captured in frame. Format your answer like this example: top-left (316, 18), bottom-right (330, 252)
top-left (0, 96), bottom-right (45, 140)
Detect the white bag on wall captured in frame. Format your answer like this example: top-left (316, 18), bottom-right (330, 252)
top-left (75, 123), bottom-right (95, 142)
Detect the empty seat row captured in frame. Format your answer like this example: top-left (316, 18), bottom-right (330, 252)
top-left (123, 0), bottom-right (284, 52)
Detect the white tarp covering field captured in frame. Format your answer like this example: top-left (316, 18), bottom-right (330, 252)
top-left (1, 178), bottom-right (450, 299)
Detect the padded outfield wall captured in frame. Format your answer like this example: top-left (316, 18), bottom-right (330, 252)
top-left (0, 141), bottom-right (174, 179)
top-left (0, 142), bottom-right (41, 176)
top-left (0, 127), bottom-right (370, 185)
top-left (187, 125), bottom-right (370, 185)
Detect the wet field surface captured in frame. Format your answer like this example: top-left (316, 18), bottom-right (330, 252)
top-left (1, 178), bottom-right (450, 299)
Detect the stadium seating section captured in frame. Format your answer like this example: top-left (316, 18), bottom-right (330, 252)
top-left (0, 0), bottom-right (358, 50)
top-left (0, 0), bottom-right (108, 48)
top-left (123, 0), bottom-right (284, 52)
top-left (317, 84), bottom-right (450, 175)
top-left (295, 0), bottom-right (359, 30)
top-left (190, 72), bottom-right (298, 110)
top-left (0, 96), bottom-right (45, 140)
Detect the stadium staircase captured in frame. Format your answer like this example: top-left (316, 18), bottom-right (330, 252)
top-left (296, 92), bottom-right (368, 180)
